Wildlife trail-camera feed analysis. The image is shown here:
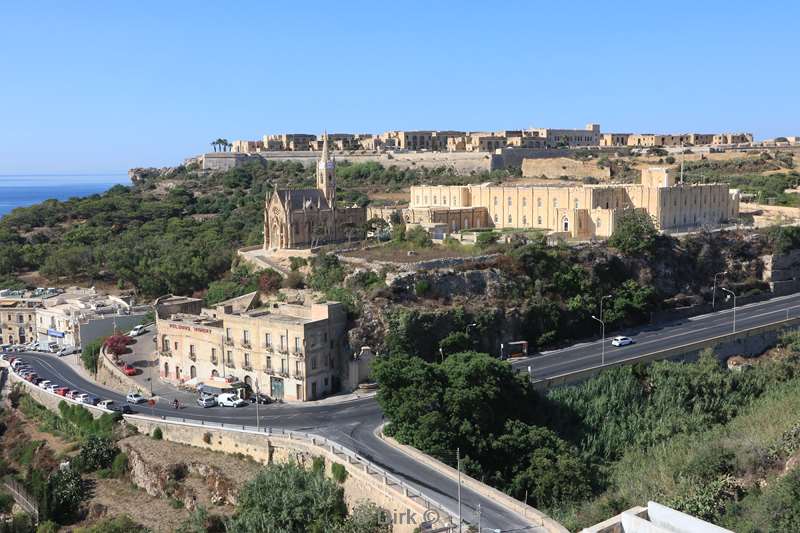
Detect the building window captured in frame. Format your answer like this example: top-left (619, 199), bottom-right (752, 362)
top-left (294, 336), bottom-right (302, 353)
top-left (433, 196), bottom-right (437, 203)
top-left (537, 216), bottom-right (542, 225)
top-left (596, 218), bottom-right (601, 228)
top-left (243, 330), bottom-right (250, 344)
top-left (280, 335), bottom-right (287, 350)
top-left (522, 215), bottom-right (527, 225)
top-left (575, 199), bottom-right (579, 209)
top-left (189, 345), bottom-right (195, 357)
top-left (507, 197), bottom-right (512, 206)
top-left (244, 353), bottom-right (251, 368)
top-left (265, 333), bottom-right (271, 347)
top-left (211, 348), bottom-right (216, 361)
top-left (493, 214), bottom-right (498, 223)
top-left (266, 356), bottom-right (272, 370)
top-left (225, 328), bottom-right (232, 342)
top-left (507, 214), bottom-right (512, 223)
top-left (537, 198), bottom-right (542, 207)
top-left (493, 197), bottom-right (498, 206)
top-left (553, 198), bottom-right (558, 208)
top-left (226, 351), bottom-right (233, 365)
top-left (522, 197), bottom-right (527, 207)
top-left (312, 357), bottom-right (317, 370)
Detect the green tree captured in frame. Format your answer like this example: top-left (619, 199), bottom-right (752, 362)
top-left (81, 339), bottom-right (103, 373)
top-left (227, 462), bottom-right (347, 533)
top-left (77, 436), bottom-right (118, 472)
top-left (608, 209), bottom-right (658, 255)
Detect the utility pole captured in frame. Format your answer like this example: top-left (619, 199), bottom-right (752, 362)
top-left (476, 503), bottom-right (481, 533)
top-left (600, 294), bottom-right (612, 323)
top-left (721, 288), bottom-right (737, 333)
top-left (591, 315), bottom-right (606, 365)
top-left (712, 271), bottom-right (727, 309)
top-left (457, 447), bottom-right (462, 533)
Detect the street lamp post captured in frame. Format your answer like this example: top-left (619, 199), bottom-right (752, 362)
top-left (721, 288), bottom-right (737, 333)
top-left (712, 271), bottom-right (728, 309)
top-left (591, 315), bottom-right (605, 365)
top-left (599, 294), bottom-right (613, 323)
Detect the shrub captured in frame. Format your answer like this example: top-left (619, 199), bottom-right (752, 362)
top-left (405, 226), bottom-right (432, 248)
top-left (289, 257), bottom-right (308, 271)
top-left (202, 432), bottom-right (212, 445)
top-left (475, 231), bottom-right (498, 249)
top-left (608, 209), bottom-right (658, 255)
top-left (331, 463), bottom-right (348, 484)
top-left (103, 334), bottom-right (133, 357)
top-left (0, 492), bottom-right (14, 513)
top-left (311, 456), bottom-right (325, 476)
top-left (111, 452), bottom-right (128, 478)
top-left (414, 280), bottom-right (431, 296)
top-left (78, 436), bottom-right (119, 472)
top-left (152, 427), bottom-right (163, 440)
top-left (258, 269), bottom-right (283, 294)
top-left (36, 521), bottom-right (59, 533)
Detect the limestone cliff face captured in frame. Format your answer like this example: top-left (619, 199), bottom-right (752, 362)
top-left (120, 438), bottom-right (243, 510)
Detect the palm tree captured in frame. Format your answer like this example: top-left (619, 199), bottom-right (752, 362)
top-left (210, 140), bottom-right (218, 152)
top-left (220, 138), bottom-right (231, 152)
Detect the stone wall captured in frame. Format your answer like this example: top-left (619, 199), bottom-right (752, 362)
top-left (338, 252), bottom-right (500, 273)
top-left (96, 347), bottom-right (149, 397)
top-left (522, 157), bottom-right (611, 180)
top-left (123, 416), bottom-right (458, 532)
top-left (762, 249), bottom-right (800, 295)
top-left (5, 368), bottom-right (108, 419)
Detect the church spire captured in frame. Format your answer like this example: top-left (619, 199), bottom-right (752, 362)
top-left (321, 130), bottom-right (329, 162)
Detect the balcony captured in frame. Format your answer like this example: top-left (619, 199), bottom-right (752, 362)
top-left (264, 368), bottom-right (275, 375)
top-left (292, 349), bottom-right (305, 359)
top-left (188, 353), bottom-right (197, 362)
top-left (210, 356), bottom-right (219, 365)
top-left (159, 350), bottom-right (172, 358)
top-left (241, 340), bottom-right (252, 349)
top-left (278, 370), bottom-right (290, 378)
top-left (224, 361), bottom-right (235, 369)
top-left (261, 343), bottom-right (273, 350)
top-left (223, 337), bottom-right (234, 347)
top-left (293, 371), bottom-right (304, 380)
top-left (243, 364), bottom-right (253, 372)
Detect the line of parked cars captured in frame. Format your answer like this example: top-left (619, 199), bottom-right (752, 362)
top-left (3, 354), bottom-right (135, 414)
top-left (0, 341), bottom-right (81, 357)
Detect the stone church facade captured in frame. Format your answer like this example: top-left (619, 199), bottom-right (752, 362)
top-left (264, 134), bottom-right (366, 250)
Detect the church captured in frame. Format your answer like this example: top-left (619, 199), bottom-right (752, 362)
top-left (263, 133), bottom-right (366, 250)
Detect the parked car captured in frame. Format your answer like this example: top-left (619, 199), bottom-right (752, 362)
top-left (11, 359), bottom-right (25, 369)
top-left (82, 395), bottom-right (100, 406)
top-left (72, 392), bottom-right (87, 402)
top-left (46, 384), bottom-right (61, 393)
top-left (55, 387), bottom-right (70, 397)
top-left (217, 393), bottom-right (247, 408)
top-left (109, 404), bottom-right (134, 414)
top-left (196, 396), bottom-right (217, 408)
top-left (126, 392), bottom-right (146, 404)
top-left (128, 325), bottom-right (147, 337)
top-left (249, 393), bottom-right (272, 405)
top-left (30, 377), bottom-right (42, 386)
top-left (98, 400), bottom-right (114, 409)
top-left (122, 364), bottom-right (138, 376)
top-left (38, 380), bottom-right (52, 390)
top-left (611, 336), bottom-right (634, 347)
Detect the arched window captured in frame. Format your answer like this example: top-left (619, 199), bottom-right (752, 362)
top-left (537, 216), bottom-right (542, 225)
top-left (190, 366), bottom-right (197, 379)
top-left (562, 216), bottom-right (570, 232)
top-left (507, 214), bottom-right (512, 223)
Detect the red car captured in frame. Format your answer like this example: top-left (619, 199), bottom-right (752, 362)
top-left (122, 364), bottom-right (137, 376)
top-left (55, 387), bottom-right (70, 396)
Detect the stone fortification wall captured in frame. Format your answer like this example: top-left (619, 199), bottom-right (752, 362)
top-left (522, 156), bottom-right (611, 180)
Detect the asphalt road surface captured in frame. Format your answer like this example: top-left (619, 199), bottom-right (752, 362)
top-left (10, 291), bottom-right (800, 531)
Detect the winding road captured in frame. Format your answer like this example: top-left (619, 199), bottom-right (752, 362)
top-left (11, 290), bottom-right (800, 532)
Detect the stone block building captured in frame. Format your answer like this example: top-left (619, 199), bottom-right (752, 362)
top-left (155, 293), bottom-right (371, 401)
top-left (373, 168), bottom-right (739, 240)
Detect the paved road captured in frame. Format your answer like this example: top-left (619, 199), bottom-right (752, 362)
top-left (512, 291), bottom-right (800, 379)
top-left (11, 291), bottom-right (800, 531)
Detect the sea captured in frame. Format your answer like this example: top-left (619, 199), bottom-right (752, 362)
top-left (0, 174), bottom-right (130, 217)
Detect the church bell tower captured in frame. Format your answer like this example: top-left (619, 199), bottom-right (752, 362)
top-left (316, 131), bottom-right (336, 205)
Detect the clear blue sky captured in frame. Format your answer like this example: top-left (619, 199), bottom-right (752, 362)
top-left (1, 1), bottom-right (798, 174)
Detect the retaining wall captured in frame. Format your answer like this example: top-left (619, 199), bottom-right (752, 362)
top-left (377, 426), bottom-right (569, 533)
top-left (5, 366), bottom-right (109, 419)
top-left (96, 346), bottom-right (149, 397)
top-left (123, 416), bottom-right (458, 533)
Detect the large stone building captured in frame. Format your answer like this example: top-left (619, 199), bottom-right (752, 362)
top-left (264, 133), bottom-right (366, 250)
top-left (156, 293), bottom-right (370, 401)
top-left (600, 132), bottom-right (754, 147)
top-left (374, 168), bottom-right (739, 239)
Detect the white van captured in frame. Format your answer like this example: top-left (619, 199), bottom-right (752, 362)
top-left (217, 393), bottom-right (246, 408)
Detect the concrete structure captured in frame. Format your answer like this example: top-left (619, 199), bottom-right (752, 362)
top-left (0, 298), bottom-right (40, 346)
top-left (264, 133), bottom-right (366, 250)
top-left (156, 293), bottom-right (372, 401)
top-left (375, 167), bottom-right (739, 239)
top-left (521, 157), bottom-right (611, 181)
top-left (231, 139), bottom-right (264, 153)
top-left (529, 123), bottom-right (601, 147)
top-left (581, 501), bottom-right (733, 533)
top-left (601, 132), bottom-right (754, 147)
top-left (262, 133), bottom-right (317, 152)
top-left (35, 291), bottom-right (148, 348)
